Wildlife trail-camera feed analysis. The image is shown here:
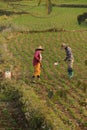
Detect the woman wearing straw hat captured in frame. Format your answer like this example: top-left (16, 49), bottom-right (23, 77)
top-left (31, 46), bottom-right (44, 83)
top-left (61, 43), bottom-right (74, 78)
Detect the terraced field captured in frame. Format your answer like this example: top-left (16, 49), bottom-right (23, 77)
top-left (0, 0), bottom-right (87, 130)
top-left (0, 92), bottom-right (29, 130)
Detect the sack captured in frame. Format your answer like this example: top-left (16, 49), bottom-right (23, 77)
top-left (4, 71), bottom-right (12, 79)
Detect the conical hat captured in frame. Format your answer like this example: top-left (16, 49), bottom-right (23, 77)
top-left (36, 46), bottom-right (44, 51)
top-left (61, 43), bottom-right (66, 48)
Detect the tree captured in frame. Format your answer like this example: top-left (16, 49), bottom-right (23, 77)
top-left (46, 0), bottom-right (52, 14)
top-left (38, 0), bottom-right (52, 14)
top-left (38, 0), bottom-right (41, 6)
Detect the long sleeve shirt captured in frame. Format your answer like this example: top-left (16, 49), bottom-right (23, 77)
top-left (65, 47), bottom-right (74, 61)
top-left (33, 50), bottom-right (42, 66)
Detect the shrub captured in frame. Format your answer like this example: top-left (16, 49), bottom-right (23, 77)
top-left (77, 15), bottom-right (85, 25)
top-left (77, 12), bottom-right (87, 25)
top-left (0, 80), bottom-right (70, 130)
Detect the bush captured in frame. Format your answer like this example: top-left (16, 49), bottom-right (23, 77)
top-left (0, 80), bottom-right (70, 130)
top-left (77, 15), bottom-right (85, 25)
top-left (77, 12), bottom-right (87, 25)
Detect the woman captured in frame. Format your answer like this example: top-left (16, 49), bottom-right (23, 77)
top-left (32, 46), bottom-right (44, 83)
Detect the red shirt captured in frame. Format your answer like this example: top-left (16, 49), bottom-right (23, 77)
top-left (33, 50), bottom-right (41, 66)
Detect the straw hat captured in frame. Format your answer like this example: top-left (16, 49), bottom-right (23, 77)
top-left (61, 43), bottom-right (66, 48)
top-left (36, 46), bottom-right (44, 51)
